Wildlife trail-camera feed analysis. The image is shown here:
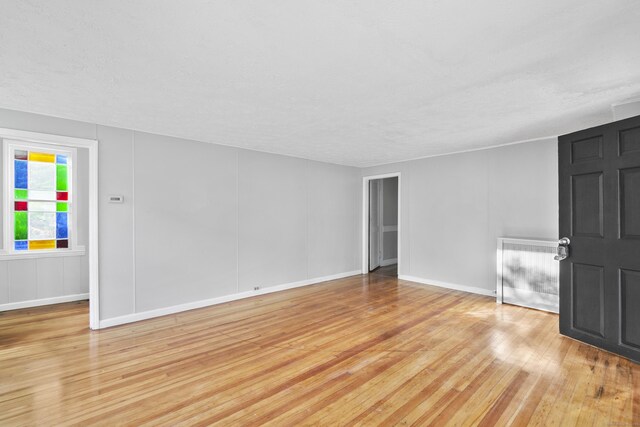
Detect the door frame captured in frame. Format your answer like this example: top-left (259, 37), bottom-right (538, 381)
top-left (368, 179), bottom-right (383, 271)
top-left (0, 127), bottom-right (100, 330)
top-left (362, 172), bottom-right (401, 274)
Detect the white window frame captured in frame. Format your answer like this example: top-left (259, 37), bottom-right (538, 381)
top-left (2, 140), bottom-right (81, 256)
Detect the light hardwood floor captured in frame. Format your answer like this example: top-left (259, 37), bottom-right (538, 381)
top-left (0, 274), bottom-right (638, 426)
top-left (370, 264), bottom-right (397, 278)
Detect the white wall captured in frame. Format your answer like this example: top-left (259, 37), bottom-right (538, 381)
top-left (613, 100), bottom-right (640, 121)
top-left (362, 139), bottom-right (559, 294)
top-left (133, 132), bottom-right (239, 312)
top-left (97, 125), bottom-right (135, 319)
top-left (0, 108), bottom-right (361, 324)
top-left (0, 106), bottom-right (559, 320)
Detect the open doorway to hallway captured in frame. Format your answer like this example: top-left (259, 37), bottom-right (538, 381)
top-left (368, 176), bottom-right (398, 276)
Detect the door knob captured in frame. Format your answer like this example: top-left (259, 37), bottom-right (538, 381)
top-left (555, 237), bottom-right (570, 261)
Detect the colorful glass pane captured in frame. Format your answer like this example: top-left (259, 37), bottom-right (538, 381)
top-left (14, 201), bottom-right (28, 211)
top-left (56, 155), bottom-right (67, 164)
top-left (56, 239), bottom-right (69, 249)
top-left (15, 241), bottom-right (28, 250)
top-left (15, 212), bottom-right (28, 240)
top-left (56, 164), bottom-right (68, 191)
top-left (15, 189), bottom-right (28, 200)
top-left (29, 240), bottom-right (56, 250)
top-left (56, 192), bottom-right (68, 201)
top-left (15, 150), bottom-right (28, 160)
top-left (56, 213), bottom-right (68, 239)
top-left (56, 202), bottom-right (68, 212)
top-left (15, 160), bottom-right (28, 189)
top-left (28, 152), bottom-right (55, 163)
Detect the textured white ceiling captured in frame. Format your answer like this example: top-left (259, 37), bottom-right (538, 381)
top-left (1, 1), bottom-right (639, 167)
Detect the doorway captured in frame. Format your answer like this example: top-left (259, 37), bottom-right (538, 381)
top-left (0, 128), bottom-right (99, 330)
top-left (558, 114), bottom-right (640, 362)
top-left (362, 173), bottom-right (400, 277)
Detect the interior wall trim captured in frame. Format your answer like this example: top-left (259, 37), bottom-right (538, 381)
top-left (0, 293), bottom-right (89, 311)
top-left (398, 275), bottom-right (495, 297)
top-left (362, 135), bottom-right (558, 168)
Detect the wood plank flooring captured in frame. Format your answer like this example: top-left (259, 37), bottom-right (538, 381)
top-left (0, 274), bottom-right (638, 426)
top-left (370, 264), bottom-right (397, 278)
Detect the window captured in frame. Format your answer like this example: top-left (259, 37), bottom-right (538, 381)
top-left (4, 140), bottom-right (76, 253)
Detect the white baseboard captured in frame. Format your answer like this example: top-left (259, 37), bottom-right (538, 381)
top-left (0, 293), bottom-right (89, 312)
top-left (380, 258), bottom-right (397, 267)
top-left (98, 270), bottom-right (362, 329)
top-left (398, 275), bottom-right (495, 297)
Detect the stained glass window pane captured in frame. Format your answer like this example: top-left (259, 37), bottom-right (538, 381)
top-left (15, 212), bottom-right (28, 240)
top-left (13, 148), bottom-right (72, 251)
top-left (30, 190), bottom-right (57, 201)
top-left (29, 240), bottom-right (56, 250)
top-left (29, 162), bottom-right (56, 191)
top-left (56, 164), bottom-right (68, 191)
top-left (30, 201), bottom-right (56, 212)
top-left (15, 160), bottom-right (28, 189)
top-left (28, 152), bottom-right (55, 163)
top-left (56, 213), bottom-right (68, 239)
top-left (29, 212), bottom-right (56, 240)
top-left (15, 189), bottom-right (28, 200)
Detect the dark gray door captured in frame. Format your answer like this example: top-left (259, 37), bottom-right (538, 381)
top-left (559, 114), bottom-right (640, 363)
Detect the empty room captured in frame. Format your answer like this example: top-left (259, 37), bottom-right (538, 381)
top-left (1, 1), bottom-right (640, 425)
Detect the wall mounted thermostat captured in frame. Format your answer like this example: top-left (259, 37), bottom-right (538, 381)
top-left (108, 195), bottom-right (124, 203)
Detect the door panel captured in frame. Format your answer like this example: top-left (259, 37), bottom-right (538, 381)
top-left (571, 172), bottom-right (603, 237)
top-left (571, 136), bottom-right (603, 163)
top-left (571, 263), bottom-right (604, 337)
top-left (619, 126), bottom-right (640, 155)
top-left (620, 168), bottom-right (640, 238)
top-left (621, 269), bottom-right (640, 349)
top-left (559, 114), bottom-right (640, 363)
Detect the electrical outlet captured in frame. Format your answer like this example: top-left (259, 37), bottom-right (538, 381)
top-left (254, 286), bottom-right (260, 291)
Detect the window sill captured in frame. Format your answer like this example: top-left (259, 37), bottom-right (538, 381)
top-left (0, 246), bottom-right (86, 261)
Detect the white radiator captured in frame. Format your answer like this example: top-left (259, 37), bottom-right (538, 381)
top-left (496, 238), bottom-right (559, 313)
